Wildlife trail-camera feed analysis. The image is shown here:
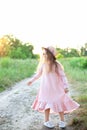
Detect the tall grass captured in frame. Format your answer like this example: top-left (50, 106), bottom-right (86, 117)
top-left (0, 57), bottom-right (38, 92)
top-left (59, 57), bottom-right (87, 82)
top-left (59, 57), bottom-right (87, 130)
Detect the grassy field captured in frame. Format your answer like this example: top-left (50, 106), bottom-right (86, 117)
top-left (0, 57), bottom-right (38, 92)
top-left (0, 57), bottom-right (87, 130)
top-left (60, 57), bottom-right (87, 130)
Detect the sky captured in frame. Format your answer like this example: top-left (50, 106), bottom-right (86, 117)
top-left (0, 0), bottom-right (87, 53)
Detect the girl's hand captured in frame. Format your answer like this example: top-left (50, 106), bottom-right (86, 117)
top-left (64, 88), bottom-right (69, 93)
top-left (27, 81), bottom-right (32, 86)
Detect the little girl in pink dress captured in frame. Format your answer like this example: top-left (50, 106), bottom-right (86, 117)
top-left (27, 46), bottom-right (80, 129)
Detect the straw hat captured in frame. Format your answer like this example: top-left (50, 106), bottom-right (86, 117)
top-left (42, 46), bottom-right (57, 57)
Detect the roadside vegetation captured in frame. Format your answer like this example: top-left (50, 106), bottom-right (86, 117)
top-left (0, 57), bottom-right (38, 92)
top-left (60, 57), bottom-right (87, 130)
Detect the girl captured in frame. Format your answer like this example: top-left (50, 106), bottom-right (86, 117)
top-left (27, 46), bottom-right (80, 129)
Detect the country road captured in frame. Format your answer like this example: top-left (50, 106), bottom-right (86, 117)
top-left (0, 78), bottom-right (74, 130)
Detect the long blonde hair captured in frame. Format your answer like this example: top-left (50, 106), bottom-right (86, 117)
top-left (37, 48), bottom-right (58, 73)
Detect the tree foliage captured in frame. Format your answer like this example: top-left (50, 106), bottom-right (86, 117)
top-left (0, 35), bottom-right (34, 59)
top-left (56, 47), bottom-right (80, 58)
top-left (81, 43), bottom-right (87, 56)
top-left (0, 34), bottom-right (87, 59)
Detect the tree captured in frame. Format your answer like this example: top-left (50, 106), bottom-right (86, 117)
top-left (81, 47), bottom-right (85, 56)
top-left (84, 43), bottom-right (87, 56)
top-left (56, 47), bottom-right (80, 57)
top-left (68, 48), bottom-right (80, 57)
top-left (0, 36), bottom-right (10, 56)
top-left (81, 43), bottom-right (87, 56)
top-left (0, 34), bottom-right (34, 59)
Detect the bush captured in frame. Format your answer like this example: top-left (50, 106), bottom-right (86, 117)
top-left (70, 57), bottom-right (87, 69)
top-left (56, 53), bottom-right (64, 59)
top-left (0, 58), bottom-right (38, 92)
top-left (82, 59), bottom-right (87, 69)
top-left (0, 57), bottom-right (12, 68)
top-left (32, 54), bottom-right (40, 59)
top-left (9, 47), bottom-right (27, 59)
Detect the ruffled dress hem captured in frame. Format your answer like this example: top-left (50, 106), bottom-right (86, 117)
top-left (32, 98), bottom-right (80, 114)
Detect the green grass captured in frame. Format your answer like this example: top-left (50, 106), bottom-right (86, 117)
top-left (59, 57), bottom-right (87, 82)
top-left (0, 57), bottom-right (38, 91)
top-left (59, 57), bottom-right (87, 130)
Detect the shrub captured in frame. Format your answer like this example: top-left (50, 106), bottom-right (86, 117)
top-left (56, 53), bottom-right (64, 59)
top-left (0, 57), bottom-right (11, 68)
top-left (82, 59), bottom-right (87, 69)
top-left (70, 57), bottom-right (87, 69)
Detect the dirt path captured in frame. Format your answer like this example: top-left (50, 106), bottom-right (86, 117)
top-left (0, 78), bottom-right (74, 130)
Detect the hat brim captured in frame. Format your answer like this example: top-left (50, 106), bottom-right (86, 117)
top-left (41, 47), bottom-right (56, 59)
top-left (42, 47), bottom-right (47, 50)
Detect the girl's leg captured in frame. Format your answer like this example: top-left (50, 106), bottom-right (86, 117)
top-left (44, 108), bottom-right (54, 128)
top-left (58, 112), bottom-right (66, 128)
top-left (59, 112), bottom-right (64, 121)
top-left (44, 108), bottom-right (50, 122)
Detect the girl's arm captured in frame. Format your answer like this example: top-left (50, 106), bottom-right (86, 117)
top-left (27, 65), bottom-right (43, 86)
top-left (57, 62), bottom-right (69, 93)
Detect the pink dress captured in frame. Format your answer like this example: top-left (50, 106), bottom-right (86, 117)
top-left (30, 62), bottom-right (80, 113)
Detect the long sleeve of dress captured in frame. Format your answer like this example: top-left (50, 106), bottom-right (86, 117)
top-left (57, 62), bottom-right (69, 89)
top-left (29, 65), bottom-right (43, 83)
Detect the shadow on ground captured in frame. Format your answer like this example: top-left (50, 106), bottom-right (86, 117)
top-left (40, 125), bottom-right (74, 130)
